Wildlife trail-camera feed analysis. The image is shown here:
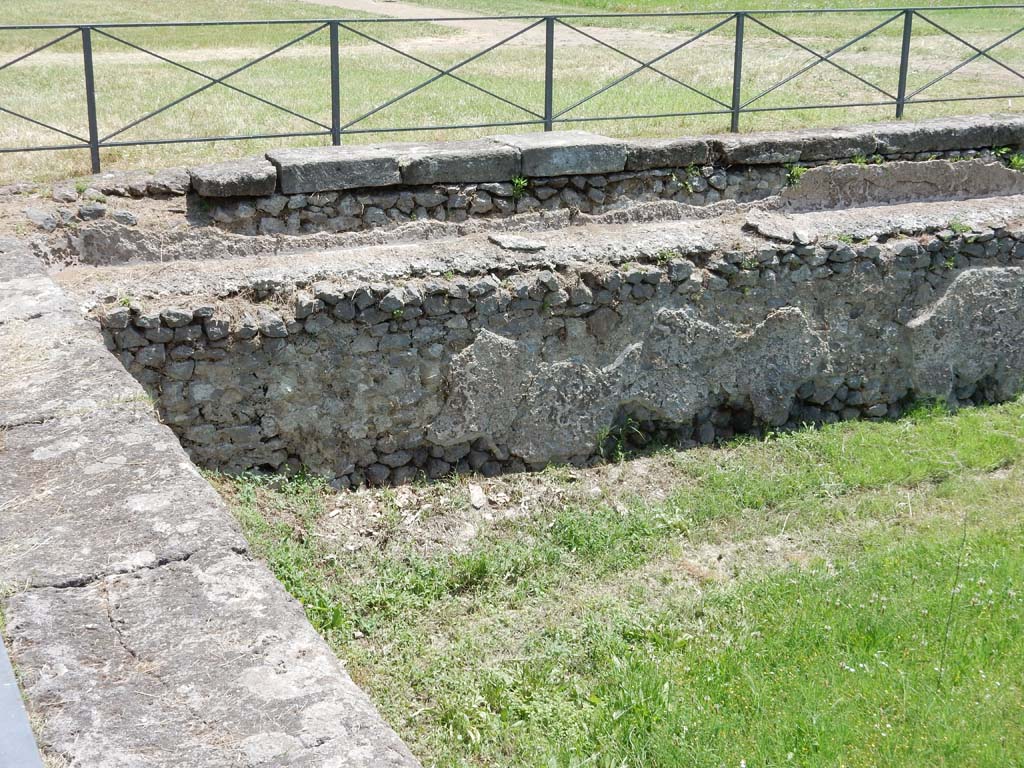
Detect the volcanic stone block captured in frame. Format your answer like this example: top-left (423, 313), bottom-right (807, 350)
top-left (795, 127), bottom-right (878, 162)
top-left (625, 137), bottom-right (711, 170)
top-left (491, 131), bottom-right (627, 177)
top-left (189, 158), bottom-right (277, 198)
top-left (267, 146), bottom-right (402, 194)
top-left (399, 139), bottom-right (521, 184)
top-left (714, 132), bottom-right (805, 165)
top-left (872, 114), bottom-right (1024, 155)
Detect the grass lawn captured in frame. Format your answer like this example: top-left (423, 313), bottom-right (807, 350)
top-left (213, 399), bottom-right (1024, 767)
top-left (2, 0), bottom-right (1023, 182)
top-left (399, 0), bottom-right (1019, 17)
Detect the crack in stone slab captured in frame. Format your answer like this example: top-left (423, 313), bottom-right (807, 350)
top-left (40, 548), bottom-right (204, 592)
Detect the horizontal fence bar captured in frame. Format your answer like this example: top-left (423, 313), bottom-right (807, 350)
top-left (99, 130), bottom-right (333, 148)
top-left (0, 7), bottom-right (1021, 172)
top-left (3, 6), bottom-right (1024, 29)
top-left (0, 144), bottom-right (90, 154)
top-left (338, 119), bottom-right (544, 134)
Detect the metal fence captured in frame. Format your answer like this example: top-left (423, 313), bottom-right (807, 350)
top-left (1, 6), bottom-right (1023, 173)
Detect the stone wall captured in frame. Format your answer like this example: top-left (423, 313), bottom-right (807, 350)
top-left (190, 115), bottom-right (1024, 236)
top-left (86, 200), bottom-right (1024, 488)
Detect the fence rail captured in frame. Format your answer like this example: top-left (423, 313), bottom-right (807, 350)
top-left (1, 6), bottom-right (1023, 173)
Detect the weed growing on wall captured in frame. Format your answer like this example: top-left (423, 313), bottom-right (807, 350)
top-left (784, 164), bottom-right (807, 186)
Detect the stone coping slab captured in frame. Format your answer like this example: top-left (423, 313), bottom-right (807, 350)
top-left (268, 145), bottom-right (403, 194)
top-left (190, 157), bottom-right (277, 198)
top-left (0, 236), bottom-right (422, 766)
top-left (398, 138), bottom-right (521, 185)
top-left (180, 114), bottom-right (1024, 201)
top-left (625, 136), bottom-right (711, 171)
top-left (490, 130), bottom-right (628, 176)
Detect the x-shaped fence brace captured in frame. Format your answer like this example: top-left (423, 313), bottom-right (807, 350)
top-left (93, 25), bottom-right (333, 143)
top-left (2, 9), bottom-right (1024, 173)
top-left (0, 28), bottom-right (90, 150)
top-left (336, 19), bottom-right (547, 133)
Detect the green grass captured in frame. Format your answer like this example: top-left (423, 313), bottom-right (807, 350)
top-left (401, 0), bottom-right (1016, 19)
top-left (215, 398), bottom-right (1024, 767)
top-left (0, 0), bottom-right (447, 50)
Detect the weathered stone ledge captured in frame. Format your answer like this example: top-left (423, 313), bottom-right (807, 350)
top-left (191, 114), bottom-right (1024, 198)
top-left (0, 237), bottom-right (421, 767)
top-left (187, 115), bottom-right (1024, 237)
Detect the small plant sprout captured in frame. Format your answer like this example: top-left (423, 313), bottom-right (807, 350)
top-left (597, 417), bottom-right (644, 463)
top-left (655, 249), bottom-right (675, 265)
top-left (949, 219), bottom-right (971, 235)
top-left (391, 308), bottom-right (404, 319)
top-left (851, 154), bottom-right (869, 165)
top-left (511, 175), bottom-right (528, 201)
top-left (785, 164), bottom-right (807, 187)
top-left (944, 255), bottom-right (956, 271)
top-left (994, 146), bottom-right (1024, 171)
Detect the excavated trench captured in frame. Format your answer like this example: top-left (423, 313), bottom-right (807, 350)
top-left (53, 189), bottom-right (1024, 488)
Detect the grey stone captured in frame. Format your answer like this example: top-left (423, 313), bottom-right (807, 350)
top-left (399, 139), bottom-right (520, 184)
top-left (136, 343), bottom-right (166, 367)
top-left (479, 182), bottom-right (514, 196)
top-left (268, 145), bottom-right (402, 194)
top-left (796, 126), bottom-right (877, 162)
top-left (908, 267), bottom-right (1024, 401)
top-left (114, 327), bottom-right (147, 348)
top-left (872, 114), bottom-right (1024, 155)
top-left (111, 209), bottom-right (138, 226)
top-left (147, 167), bottom-right (191, 196)
top-left (491, 131), bottom-right (627, 177)
top-left (99, 306), bottom-right (131, 329)
top-left (190, 158), bottom-right (277, 197)
top-left (165, 360), bottom-right (195, 380)
top-left (51, 184), bottom-right (78, 203)
top-left (24, 207), bottom-right (57, 232)
top-left (257, 309), bottom-right (288, 338)
top-left (161, 307), bottom-right (193, 328)
top-left (625, 137), bottom-right (710, 170)
top-left (715, 132), bottom-right (805, 165)
top-left (488, 233), bottom-right (547, 252)
top-left (256, 194), bottom-right (289, 215)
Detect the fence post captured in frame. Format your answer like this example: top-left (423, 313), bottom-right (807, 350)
top-left (895, 9), bottom-right (913, 119)
top-left (81, 27), bottom-right (101, 173)
top-left (330, 21), bottom-right (341, 145)
top-left (730, 12), bottom-right (744, 133)
top-left (544, 16), bottom-right (555, 131)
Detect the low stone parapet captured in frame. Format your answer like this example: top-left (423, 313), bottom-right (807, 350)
top-left (185, 115), bottom-right (1024, 236)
